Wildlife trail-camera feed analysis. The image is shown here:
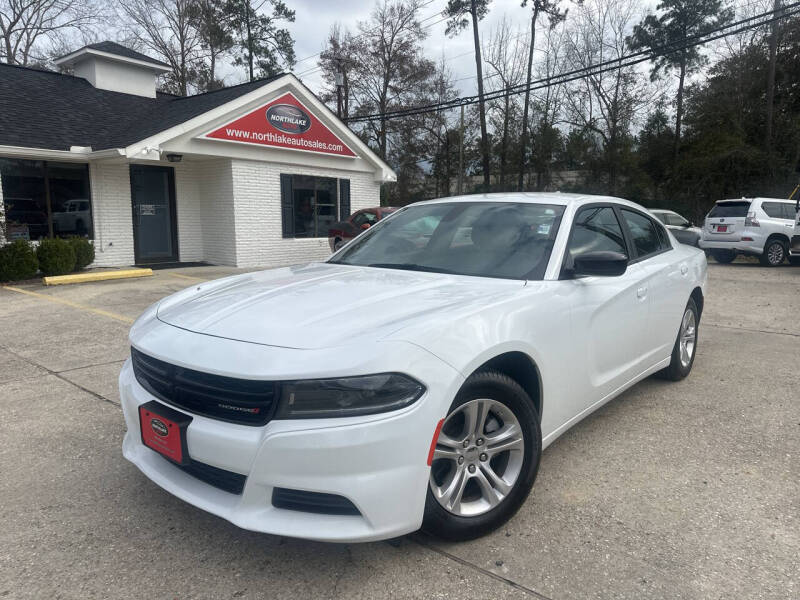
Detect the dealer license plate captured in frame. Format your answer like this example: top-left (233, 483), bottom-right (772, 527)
top-left (139, 400), bottom-right (192, 465)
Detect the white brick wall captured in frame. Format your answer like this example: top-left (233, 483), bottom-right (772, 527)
top-left (89, 162), bottom-right (135, 267)
top-left (230, 159), bottom-right (380, 268)
top-left (3, 156), bottom-right (381, 269)
top-left (174, 161), bottom-right (204, 262)
top-left (0, 168), bottom-right (5, 245)
top-left (198, 159), bottom-right (237, 265)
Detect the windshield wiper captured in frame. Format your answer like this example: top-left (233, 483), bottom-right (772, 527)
top-left (367, 263), bottom-right (457, 274)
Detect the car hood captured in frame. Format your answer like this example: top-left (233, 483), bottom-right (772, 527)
top-left (156, 263), bottom-right (523, 349)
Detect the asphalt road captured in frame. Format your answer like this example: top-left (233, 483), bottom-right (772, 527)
top-left (0, 261), bottom-right (798, 599)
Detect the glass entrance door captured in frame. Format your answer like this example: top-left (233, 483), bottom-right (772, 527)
top-left (130, 165), bottom-right (178, 264)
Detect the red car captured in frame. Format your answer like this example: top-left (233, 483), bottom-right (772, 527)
top-left (328, 207), bottom-right (398, 251)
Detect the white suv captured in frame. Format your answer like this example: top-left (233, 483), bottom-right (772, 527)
top-left (700, 198), bottom-right (797, 266)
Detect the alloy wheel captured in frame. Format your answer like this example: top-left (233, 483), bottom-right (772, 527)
top-left (767, 242), bottom-right (785, 266)
top-left (679, 308), bottom-right (697, 368)
top-left (429, 398), bottom-right (524, 517)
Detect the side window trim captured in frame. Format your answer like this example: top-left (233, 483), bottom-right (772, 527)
top-left (616, 205), bottom-right (673, 264)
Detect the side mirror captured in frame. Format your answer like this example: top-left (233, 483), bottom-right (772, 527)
top-left (573, 251), bottom-right (628, 277)
top-left (361, 223), bottom-right (371, 230)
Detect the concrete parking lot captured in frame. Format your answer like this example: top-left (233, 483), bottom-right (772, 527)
top-left (0, 261), bottom-right (798, 599)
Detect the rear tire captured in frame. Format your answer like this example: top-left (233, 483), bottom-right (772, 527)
top-left (659, 298), bottom-right (699, 381)
top-left (711, 250), bottom-right (736, 264)
top-left (423, 371), bottom-right (541, 541)
top-left (759, 239), bottom-right (787, 267)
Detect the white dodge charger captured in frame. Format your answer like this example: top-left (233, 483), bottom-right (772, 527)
top-left (120, 193), bottom-right (707, 542)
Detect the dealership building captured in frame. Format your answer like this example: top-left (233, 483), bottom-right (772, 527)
top-left (0, 42), bottom-right (395, 267)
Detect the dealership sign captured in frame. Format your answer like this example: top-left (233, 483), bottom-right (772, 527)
top-left (203, 92), bottom-right (356, 157)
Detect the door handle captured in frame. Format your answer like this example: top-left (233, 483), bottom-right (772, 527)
top-left (637, 286), bottom-right (648, 299)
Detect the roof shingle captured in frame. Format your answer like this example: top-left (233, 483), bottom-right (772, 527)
top-left (0, 63), bottom-right (284, 152)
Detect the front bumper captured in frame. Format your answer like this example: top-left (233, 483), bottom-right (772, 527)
top-left (120, 335), bottom-right (462, 543)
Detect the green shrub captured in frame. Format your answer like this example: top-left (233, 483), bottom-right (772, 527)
top-left (0, 239), bottom-right (39, 282)
top-left (68, 237), bottom-right (95, 270)
top-left (36, 238), bottom-right (76, 276)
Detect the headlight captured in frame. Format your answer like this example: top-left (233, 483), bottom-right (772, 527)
top-left (275, 373), bottom-right (425, 419)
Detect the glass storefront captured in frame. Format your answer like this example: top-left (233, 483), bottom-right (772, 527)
top-left (0, 158), bottom-right (92, 240)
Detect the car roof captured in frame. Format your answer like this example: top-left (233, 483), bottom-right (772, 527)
top-left (649, 208), bottom-right (678, 214)
top-left (414, 192), bottom-right (650, 212)
top-left (716, 197), bottom-right (792, 204)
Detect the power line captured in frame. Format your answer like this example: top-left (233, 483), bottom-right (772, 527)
top-left (344, 1), bottom-right (800, 124)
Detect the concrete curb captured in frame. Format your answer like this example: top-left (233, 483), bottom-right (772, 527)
top-left (42, 268), bottom-right (153, 286)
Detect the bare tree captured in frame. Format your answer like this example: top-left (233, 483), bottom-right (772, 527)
top-left (420, 56), bottom-right (459, 196)
top-left (483, 16), bottom-right (527, 188)
top-left (518, 0), bottom-right (566, 191)
top-left (118, 0), bottom-right (202, 96)
top-left (531, 22), bottom-right (569, 189)
top-left (0, 0), bottom-right (97, 65)
top-left (444, 0), bottom-right (492, 190)
top-left (188, 0), bottom-right (234, 91)
top-left (347, 0), bottom-right (435, 161)
top-left (564, 0), bottom-right (650, 194)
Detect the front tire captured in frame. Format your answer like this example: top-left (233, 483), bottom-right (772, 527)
top-left (759, 239), bottom-right (787, 267)
top-left (660, 298), bottom-right (699, 381)
top-left (423, 371), bottom-right (541, 541)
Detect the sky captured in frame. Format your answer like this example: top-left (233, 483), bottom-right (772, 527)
top-left (284, 0), bottom-right (573, 97)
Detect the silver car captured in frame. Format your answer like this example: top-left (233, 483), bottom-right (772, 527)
top-left (651, 209), bottom-right (702, 247)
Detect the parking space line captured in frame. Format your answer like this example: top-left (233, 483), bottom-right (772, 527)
top-left (2, 285), bottom-right (134, 324)
top-left (167, 272), bottom-right (207, 282)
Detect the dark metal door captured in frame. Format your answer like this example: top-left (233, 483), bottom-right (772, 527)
top-left (130, 165), bottom-right (178, 264)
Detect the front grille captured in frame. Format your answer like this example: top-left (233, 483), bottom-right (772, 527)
top-left (131, 347), bottom-right (277, 426)
top-left (272, 488), bottom-right (361, 516)
top-left (176, 459), bottom-right (246, 495)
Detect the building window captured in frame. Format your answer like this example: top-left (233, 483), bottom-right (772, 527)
top-left (0, 158), bottom-right (92, 240)
top-left (281, 174), bottom-right (349, 238)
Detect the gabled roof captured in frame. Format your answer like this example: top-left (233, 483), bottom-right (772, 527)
top-left (55, 41), bottom-right (171, 70)
top-left (0, 63), bottom-right (283, 151)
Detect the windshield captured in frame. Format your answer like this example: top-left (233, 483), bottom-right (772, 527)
top-left (330, 201), bottom-right (565, 280)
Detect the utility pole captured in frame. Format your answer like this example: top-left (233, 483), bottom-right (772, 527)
top-left (765, 0), bottom-right (781, 164)
top-left (458, 104), bottom-right (465, 195)
top-left (336, 68), bottom-right (344, 119)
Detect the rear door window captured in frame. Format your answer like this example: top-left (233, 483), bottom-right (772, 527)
top-left (761, 202), bottom-right (786, 219)
top-left (708, 202), bottom-right (750, 218)
top-left (621, 209), bottom-right (665, 259)
top-left (667, 213), bottom-right (688, 226)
